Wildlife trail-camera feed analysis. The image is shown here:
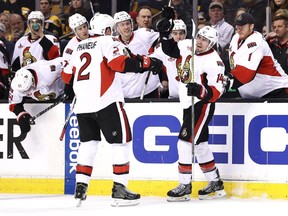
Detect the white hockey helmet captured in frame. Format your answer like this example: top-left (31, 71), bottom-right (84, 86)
top-left (196, 25), bottom-right (219, 49)
top-left (172, 19), bottom-right (187, 37)
top-left (27, 11), bottom-right (45, 26)
top-left (13, 68), bottom-right (35, 92)
top-left (114, 11), bottom-right (132, 24)
top-left (68, 13), bottom-right (88, 32)
top-left (90, 13), bottom-right (115, 35)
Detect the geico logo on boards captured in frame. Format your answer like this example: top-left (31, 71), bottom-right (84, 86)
top-left (132, 115), bottom-right (288, 165)
top-left (67, 115), bottom-right (80, 173)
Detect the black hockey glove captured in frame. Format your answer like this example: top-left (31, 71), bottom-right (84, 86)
top-left (186, 82), bottom-right (207, 99)
top-left (162, 6), bottom-right (176, 20)
top-left (17, 111), bottom-right (32, 133)
top-left (156, 18), bottom-right (174, 39)
top-left (64, 84), bottom-right (75, 102)
top-left (136, 55), bottom-right (164, 75)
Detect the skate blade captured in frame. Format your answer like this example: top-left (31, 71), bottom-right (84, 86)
top-left (167, 195), bottom-right (191, 202)
top-left (76, 199), bottom-right (84, 207)
top-left (111, 198), bottom-right (140, 207)
top-left (198, 189), bottom-right (227, 200)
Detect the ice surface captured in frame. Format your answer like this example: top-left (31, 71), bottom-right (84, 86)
top-left (0, 194), bottom-right (286, 216)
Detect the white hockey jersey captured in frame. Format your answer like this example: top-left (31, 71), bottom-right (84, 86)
top-left (62, 31), bottom-right (94, 61)
top-left (9, 57), bottom-right (65, 105)
top-left (62, 36), bottom-right (128, 114)
top-left (229, 31), bottom-right (288, 98)
top-left (12, 34), bottom-right (60, 67)
top-left (118, 28), bottom-right (161, 98)
top-left (151, 43), bottom-right (179, 98)
top-left (177, 39), bottom-right (225, 109)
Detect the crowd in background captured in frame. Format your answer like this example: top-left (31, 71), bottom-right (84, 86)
top-left (0, 0), bottom-right (288, 100)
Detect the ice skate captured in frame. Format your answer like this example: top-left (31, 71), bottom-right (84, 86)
top-left (167, 183), bottom-right (192, 202)
top-left (198, 179), bottom-right (226, 200)
top-left (111, 182), bottom-right (140, 207)
top-left (74, 182), bottom-right (88, 207)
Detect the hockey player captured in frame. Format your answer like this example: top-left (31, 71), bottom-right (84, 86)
top-left (9, 57), bottom-right (65, 134)
top-left (157, 14), bottom-right (227, 201)
top-left (11, 11), bottom-right (60, 71)
top-left (63, 13), bottom-right (115, 62)
top-left (225, 12), bottom-right (288, 98)
top-left (62, 13), bottom-right (92, 62)
top-left (61, 13), bottom-right (164, 207)
top-left (151, 19), bottom-right (188, 98)
top-left (113, 11), bottom-right (166, 99)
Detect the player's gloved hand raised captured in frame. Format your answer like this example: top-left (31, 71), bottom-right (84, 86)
top-left (162, 6), bottom-right (176, 20)
top-left (17, 111), bottom-right (32, 133)
top-left (186, 82), bottom-right (207, 99)
top-left (136, 55), bottom-right (164, 75)
top-left (157, 18), bottom-right (173, 33)
top-left (157, 18), bottom-right (174, 40)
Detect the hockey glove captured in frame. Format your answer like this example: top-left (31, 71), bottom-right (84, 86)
top-left (162, 6), bottom-right (176, 20)
top-left (64, 84), bottom-right (75, 102)
top-left (223, 73), bottom-right (235, 92)
top-left (186, 82), bottom-right (207, 99)
top-left (156, 18), bottom-right (174, 39)
top-left (17, 111), bottom-right (32, 133)
top-left (136, 55), bottom-right (164, 75)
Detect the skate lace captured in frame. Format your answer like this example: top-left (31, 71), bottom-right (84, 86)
top-left (202, 181), bottom-right (221, 192)
top-left (202, 182), bottom-right (213, 192)
top-left (172, 184), bottom-right (186, 193)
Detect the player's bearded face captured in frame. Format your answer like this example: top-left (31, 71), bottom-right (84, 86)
top-left (235, 24), bottom-right (254, 40)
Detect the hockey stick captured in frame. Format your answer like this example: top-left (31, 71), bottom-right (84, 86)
top-left (89, 0), bottom-right (95, 15)
top-left (59, 96), bottom-right (76, 141)
top-left (190, 18), bottom-right (196, 183)
top-left (59, 31), bottom-right (74, 40)
top-left (29, 94), bottom-right (65, 125)
top-left (140, 71), bottom-right (151, 100)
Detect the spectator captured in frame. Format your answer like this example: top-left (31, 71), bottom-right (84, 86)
top-left (208, 2), bottom-right (234, 49)
top-left (270, 0), bottom-right (288, 15)
top-left (0, 0), bottom-right (10, 14)
top-left (136, 6), bottom-right (153, 30)
top-left (67, 0), bottom-right (93, 23)
top-left (234, 7), bottom-right (247, 21)
top-left (0, 39), bottom-right (10, 99)
top-left (6, 0), bottom-right (36, 20)
top-left (0, 22), bottom-right (14, 62)
top-left (9, 13), bottom-right (25, 43)
top-left (113, 11), bottom-right (165, 99)
top-left (39, 0), bottom-right (63, 38)
top-left (265, 10), bottom-right (288, 74)
top-left (0, 12), bottom-right (12, 41)
top-left (8, 57), bottom-right (65, 134)
top-left (242, 0), bottom-right (266, 32)
top-left (225, 12), bottom-right (288, 98)
top-left (11, 11), bottom-right (60, 71)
